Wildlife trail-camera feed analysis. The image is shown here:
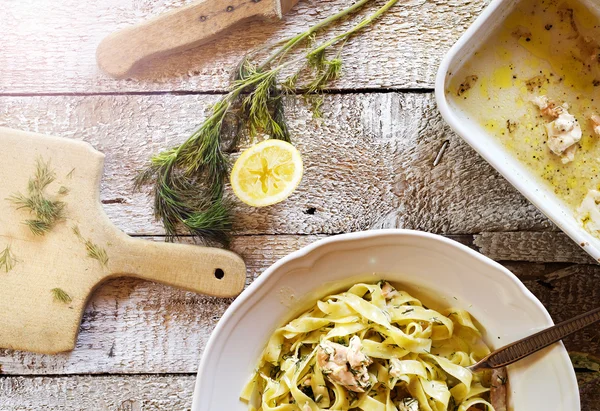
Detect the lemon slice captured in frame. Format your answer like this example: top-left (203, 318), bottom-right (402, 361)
top-left (230, 139), bottom-right (303, 207)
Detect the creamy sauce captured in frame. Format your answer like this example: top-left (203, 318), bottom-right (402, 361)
top-left (449, 0), bottom-right (600, 226)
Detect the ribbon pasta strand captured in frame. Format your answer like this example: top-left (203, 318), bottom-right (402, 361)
top-left (241, 282), bottom-right (504, 411)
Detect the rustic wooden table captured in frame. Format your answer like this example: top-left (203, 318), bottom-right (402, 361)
top-left (0, 0), bottom-right (598, 409)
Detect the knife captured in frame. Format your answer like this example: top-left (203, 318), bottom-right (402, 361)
top-left (96, 0), bottom-right (300, 78)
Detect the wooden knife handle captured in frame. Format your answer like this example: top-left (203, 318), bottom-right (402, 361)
top-left (96, 0), bottom-right (280, 78)
top-left (112, 237), bottom-right (247, 298)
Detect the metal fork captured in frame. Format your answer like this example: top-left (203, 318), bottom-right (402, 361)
top-left (468, 306), bottom-right (600, 372)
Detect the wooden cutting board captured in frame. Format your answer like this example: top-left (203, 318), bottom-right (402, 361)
top-left (0, 127), bottom-right (246, 354)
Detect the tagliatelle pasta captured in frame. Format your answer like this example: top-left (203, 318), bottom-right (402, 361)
top-left (241, 281), bottom-right (505, 411)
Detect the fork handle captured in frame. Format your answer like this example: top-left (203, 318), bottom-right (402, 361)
top-left (472, 306), bottom-right (600, 370)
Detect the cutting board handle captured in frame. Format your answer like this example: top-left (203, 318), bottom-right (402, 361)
top-left (96, 0), bottom-right (280, 78)
top-left (112, 237), bottom-right (247, 298)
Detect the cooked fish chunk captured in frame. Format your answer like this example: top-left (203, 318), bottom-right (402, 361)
top-left (388, 357), bottom-right (403, 378)
top-left (532, 96), bottom-right (582, 163)
top-left (591, 114), bottom-right (600, 136)
top-left (398, 397), bottom-right (420, 411)
top-left (545, 112), bottom-right (582, 163)
top-left (545, 109), bottom-right (581, 163)
top-left (577, 190), bottom-right (600, 232)
top-left (490, 368), bottom-right (508, 411)
top-left (381, 281), bottom-right (398, 300)
top-left (532, 95), bottom-right (562, 119)
top-left (317, 336), bottom-right (372, 392)
top-left (347, 335), bottom-right (370, 369)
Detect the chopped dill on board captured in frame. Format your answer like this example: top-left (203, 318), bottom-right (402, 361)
top-left (23, 219), bottom-right (53, 236)
top-left (134, 0), bottom-right (400, 245)
top-left (72, 225), bottom-right (109, 267)
top-left (0, 245), bottom-right (17, 273)
top-left (51, 288), bottom-right (72, 304)
top-left (8, 157), bottom-right (66, 236)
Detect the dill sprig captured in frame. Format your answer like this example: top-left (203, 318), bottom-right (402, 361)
top-left (72, 225), bottom-right (109, 267)
top-left (51, 288), bottom-right (72, 304)
top-left (135, 0), bottom-right (399, 244)
top-left (8, 158), bottom-right (66, 236)
top-left (24, 219), bottom-right (53, 236)
top-left (0, 245), bottom-right (17, 273)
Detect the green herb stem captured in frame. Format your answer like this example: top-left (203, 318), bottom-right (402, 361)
top-left (8, 158), bottom-right (66, 236)
top-left (0, 245), bottom-right (17, 273)
top-left (72, 225), bottom-right (109, 267)
top-left (136, 0), bottom-right (399, 244)
top-left (51, 288), bottom-right (72, 304)
top-left (307, 0), bottom-right (400, 59)
top-left (259, 0), bottom-right (373, 69)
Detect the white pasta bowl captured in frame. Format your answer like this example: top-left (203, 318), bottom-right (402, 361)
top-left (192, 230), bottom-right (579, 410)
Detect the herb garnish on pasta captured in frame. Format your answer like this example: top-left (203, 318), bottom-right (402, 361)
top-left (241, 282), bottom-right (502, 411)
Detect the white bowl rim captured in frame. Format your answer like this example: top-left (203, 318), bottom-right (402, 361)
top-left (192, 229), bottom-right (580, 409)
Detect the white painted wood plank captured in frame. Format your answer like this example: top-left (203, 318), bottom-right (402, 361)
top-left (0, 93), bottom-right (550, 237)
top-left (1, 374), bottom-right (598, 411)
top-left (0, 375), bottom-right (196, 411)
top-left (1, 0), bottom-right (598, 406)
top-left (0, 235), bottom-right (321, 376)
top-left (0, 0), bottom-right (487, 93)
top-left (0, 233), bottom-right (598, 376)
top-left (474, 231), bottom-right (596, 264)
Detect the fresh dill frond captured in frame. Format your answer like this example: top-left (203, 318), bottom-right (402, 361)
top-left (72, 225), bottom-right (81, 237)
top-left (9, 192), bottom-right (34, 211)
top-left (280, 73), bottom-right (299, 94)
top-left (24, 219), bottom-right (52, 236)
top-left (0, 245), bottom-right (17, 273)
top-left (86, 242), bottom-right (109, 267)
top-left (66, 168), bottom-right (75, 179)
top-left (236, 66), bottom-right (291, 143)
top-left (8, 157), bottom-right (66, 236)
top-left (305, 55), bottom-right (343, 94)
top-left (29, 157), bottom-right (55, 193)
top-left (183, 199), bottom-right (233, 245)
top-left (135, 0), bottom-right (400, 244)
top-left (58, 186), bottom-right (69, 195)
top-left (134, 156), bottom-right (232, 243)
top-left (72, 225), bottom-right (109, 267)
top-left (51, 288), bottom-right (72, 304)
top-left (309, 95), bottom-right (325, 120)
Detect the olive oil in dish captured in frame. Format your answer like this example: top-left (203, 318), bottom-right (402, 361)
top-left (448, 0), bottom-right (600, 236)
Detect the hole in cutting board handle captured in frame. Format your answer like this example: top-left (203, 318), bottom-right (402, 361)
top-left (214, 268), bottom-right (225, 280)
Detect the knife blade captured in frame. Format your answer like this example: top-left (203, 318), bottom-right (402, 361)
top-left (96, 0), bottom-right (301, 79)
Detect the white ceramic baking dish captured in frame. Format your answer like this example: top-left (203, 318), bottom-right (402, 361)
top-left (435, 0), bottom-right (600, 262)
